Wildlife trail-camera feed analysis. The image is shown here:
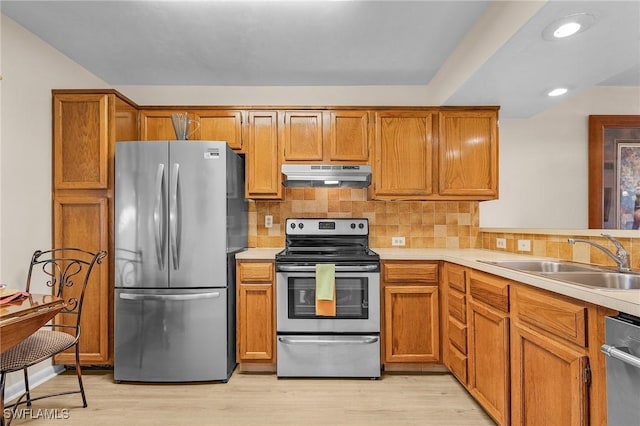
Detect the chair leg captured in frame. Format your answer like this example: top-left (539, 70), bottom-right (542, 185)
top-left (1, 371), bottom-right (6, 426)
top-left (75, 345), bottom-right (87, 408)
top-left (22, 368), bottom-right (31, 407)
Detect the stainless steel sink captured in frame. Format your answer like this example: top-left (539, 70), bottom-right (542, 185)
top-left (482, 260), bottom-right (602, 273)
top-left (540, 272), bottom-right (640, 290)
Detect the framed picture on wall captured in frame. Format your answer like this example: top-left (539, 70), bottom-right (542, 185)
top-left (616, 141), bottom-right (640, 229)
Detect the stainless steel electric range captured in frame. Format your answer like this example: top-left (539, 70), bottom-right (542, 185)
top-left (275, 218), bottom-right (380, 378)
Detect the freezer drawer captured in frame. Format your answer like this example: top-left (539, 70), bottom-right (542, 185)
top-left (114, 288), bottom-right (235, 382)
top-left (276, 334), bottom-right (380, 378)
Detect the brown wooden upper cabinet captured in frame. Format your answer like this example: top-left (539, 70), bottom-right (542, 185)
top-left (282, 110), bottom-right (370, 163)
top-left (246, 111), bottom-right (282, 199)
top-left (193, 110), bottom-right (243, 151)
top-left (373, 111), bottom-right (435, 199)
top-left (438, 110), bottom-right (498, 199)
top-left (139, 109), bottom-right (244, 151)
top-left (53, 93), bottom-right (110, 189)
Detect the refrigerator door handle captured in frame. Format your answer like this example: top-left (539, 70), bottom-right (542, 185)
top-left (119, 291), bottom-right (222, 301)
top-left (153, 163), bottom-right (166, 270)
top-left (170, 162), bottom-right (181, 270)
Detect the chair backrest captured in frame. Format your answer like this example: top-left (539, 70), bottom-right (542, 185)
top-left (25, 248), bottom-right (107, 337)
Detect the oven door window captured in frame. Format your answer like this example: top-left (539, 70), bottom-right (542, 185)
top-left (287, 276), bottom-right (369, 319)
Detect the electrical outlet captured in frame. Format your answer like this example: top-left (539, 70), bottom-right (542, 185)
top-left (496, 238), bottom-right (507, 249)
top-left (392, 236), bottom-right (405, 246)
top-left (264, 215), bottom-right (273, 228)
top-left (517, 239), bottom-right (531, 252)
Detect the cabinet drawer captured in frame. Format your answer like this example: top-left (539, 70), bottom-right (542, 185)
top-left (447, 343), bottom-right (468, 385)
top-left (445, 264), bottom-right (467, 292)
top-left (448, 317), bottom-right (467, 354)
top-left (383, 262), bottom-right (438, 284)
top-left (512, 285), bottom-right (587, 347)
top-left (448, 289), bottom-right (466, 323)
top-left (238, 262), bottom-right (274, 282)
top-left (469, 270), bottom-right (509, 312)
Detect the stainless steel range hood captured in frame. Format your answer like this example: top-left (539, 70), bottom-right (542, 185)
top-left (281, 164), bottom-right (371, 188)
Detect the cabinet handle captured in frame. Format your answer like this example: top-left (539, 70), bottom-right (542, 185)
top-left (601, 344), bottom-right (640, 369)
top-left (278, 336), bottom-right (378, 345)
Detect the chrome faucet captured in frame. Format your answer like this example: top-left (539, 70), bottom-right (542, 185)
top-left (567, 234), bottom-right (631, 272)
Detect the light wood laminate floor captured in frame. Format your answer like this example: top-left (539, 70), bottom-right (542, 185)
top-left (7, 370), bottom-right (495, 425)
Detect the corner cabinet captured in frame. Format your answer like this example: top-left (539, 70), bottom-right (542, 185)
top-left (381, 261), bottom-right (440, 368)
top-left (236, 260), bottom-right (276, 372)
top-left (372, 108), bottom-right (499, 200)
top-left (52, 90), bottom-right (138, 365)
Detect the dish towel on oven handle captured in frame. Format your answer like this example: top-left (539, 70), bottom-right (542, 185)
top-left (315, 263), bottom-right (336, 317)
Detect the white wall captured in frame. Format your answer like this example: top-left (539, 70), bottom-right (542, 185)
top-left (480, 86), bottom-right (640, 228)
top-left (0, 15), bottom-right (107, 392)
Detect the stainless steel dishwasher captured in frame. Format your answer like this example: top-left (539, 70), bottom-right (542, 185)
top-left (601, 313), bottom-right (640, 425)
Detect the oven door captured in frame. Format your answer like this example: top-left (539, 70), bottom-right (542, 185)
top-left (276, 265), bottom-right (379, 333)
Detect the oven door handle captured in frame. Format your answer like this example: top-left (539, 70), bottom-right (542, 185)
top-left (277, 264), bottom-right (378, 272)
top-left (278, 336), bottom-right (379, 345)
top-left (601, 344), bottom-right (640, 369)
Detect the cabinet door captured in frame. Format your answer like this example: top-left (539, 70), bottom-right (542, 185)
top-left (53, 93), bottom-right (109, 189)
top-left (383, 285), bottom-right (439, 363)
top-left (283, 111), bottom-right (323, 161)
top-left (511, 324), bottom-right (589, 426)
top-left (468, 300), bottom-right (510, 426)
top-left (246, 111), bottom-right (281, 199)
top-left (53, 195), bottom-right (110, 364)
top-left (439, 110), bottom-right (498, 198)
top-left (238, 283), bottom-right (274, 361)
top-left (374, 111), bottom-right (434, 198)
top-left (195, 110), bottom-right (243, 150)
top-left (327, 110), bottom-right (369, 162)
top-left (139, 110), bottom-right (178, 140)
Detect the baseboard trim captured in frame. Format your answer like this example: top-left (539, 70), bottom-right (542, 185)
top-left (4, 365), bottom-right (64, 403)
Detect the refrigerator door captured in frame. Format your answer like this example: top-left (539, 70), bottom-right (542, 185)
top-left (168, 142), bottom-right (228, 288)
top-left (115, 142), bottom-right (169, 289)
top-left (114, 288), bottom-right (232, 382)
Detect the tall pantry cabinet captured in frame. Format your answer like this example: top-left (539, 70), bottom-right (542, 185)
top-left (52, 90), bottom-right (138, 365)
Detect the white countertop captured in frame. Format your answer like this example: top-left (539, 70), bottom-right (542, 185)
top-left (237, 247), bottom-right (640, 317)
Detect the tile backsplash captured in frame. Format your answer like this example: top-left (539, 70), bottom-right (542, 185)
top-left (480, 231), bottom-right (640, 271)
top-left (248, 187), bottom-right (480, 249)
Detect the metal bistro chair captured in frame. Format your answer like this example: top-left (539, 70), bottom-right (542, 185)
top-left (0, 248), bottom-right (107, 420)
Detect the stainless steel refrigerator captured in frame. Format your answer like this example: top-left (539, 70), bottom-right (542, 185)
top-left (113, 141), bottom-right (247, 382)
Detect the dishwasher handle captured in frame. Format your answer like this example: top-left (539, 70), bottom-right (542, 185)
top-left (601, 344), bottom-right (640, 369)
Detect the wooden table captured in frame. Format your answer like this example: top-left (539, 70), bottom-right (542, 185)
top-left (0, 293), bottom-right (65, 354)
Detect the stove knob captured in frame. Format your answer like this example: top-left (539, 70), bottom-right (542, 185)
top-left (350, 223), bottom-right (356, 229)
top-left (299, 223), bottom-right (304, 229)
top-left (358, 223), bottom-right (364, 229)
top-left (290, 222), bottom-right (296, 229)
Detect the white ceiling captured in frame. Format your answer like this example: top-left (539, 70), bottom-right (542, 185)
top-left (2, 0), bottom-right (639, 118)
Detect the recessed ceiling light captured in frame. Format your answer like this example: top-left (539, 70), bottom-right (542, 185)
top-left (542, 13), bottom-right (596, 41)
top-left (554, 22), bottom-right (581, 38)
top-left (548, 88), bottom-right (568, 97)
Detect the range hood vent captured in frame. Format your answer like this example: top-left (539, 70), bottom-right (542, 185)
top-left (282, 164), bottom-right (371, 188)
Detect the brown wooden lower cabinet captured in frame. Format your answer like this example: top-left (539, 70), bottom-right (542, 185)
top-left (236, 260), bottom-right (276, 371)
top-left (52, 194), bottom-right (110, 364)
top-left (510, 323), bottom-right (589, 426)
top-left (468, 299), bottom-right (510, 426)
top-left (383, 285), bottom-right (439, 363)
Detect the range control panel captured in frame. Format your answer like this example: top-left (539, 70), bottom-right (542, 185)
top-left (285, 218), bottom-right (369, 236)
